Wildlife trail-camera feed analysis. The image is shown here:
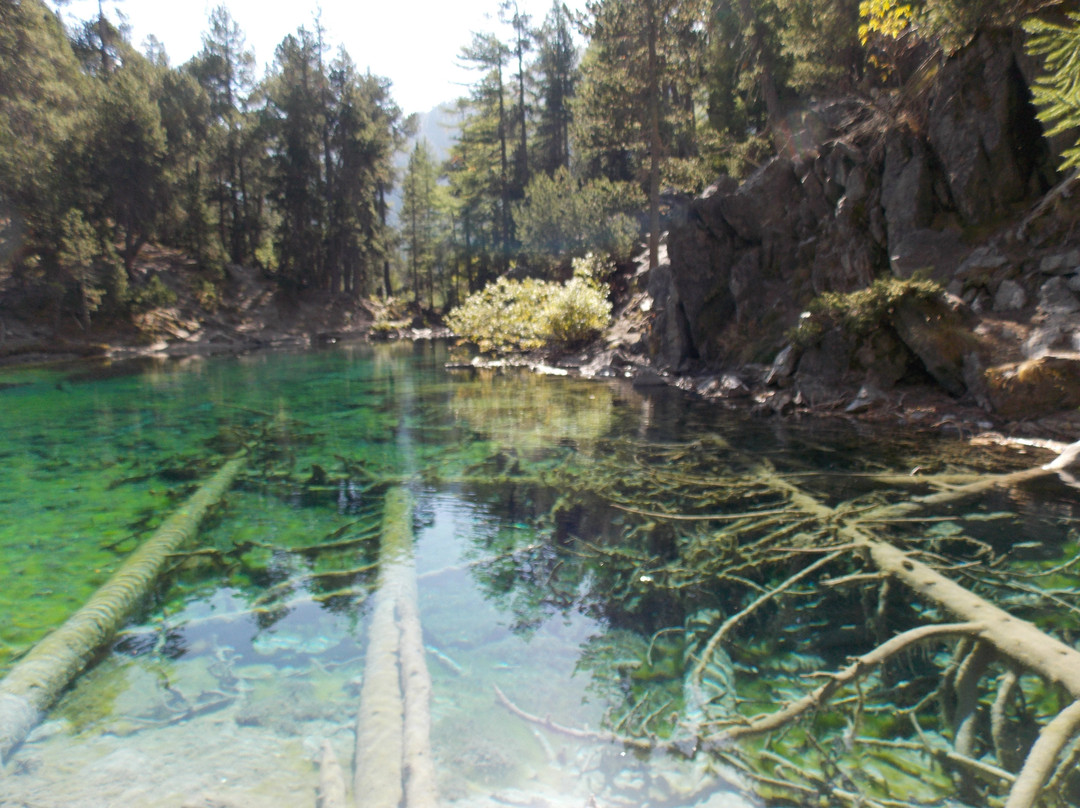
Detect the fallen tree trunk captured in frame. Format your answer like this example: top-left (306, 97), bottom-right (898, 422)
top-left (354, 487), bottom-right (438, 808)
top-left (0, 453), bottom-right (246, 766)
top-left (745, 444), bottom-right (1080, 807)
top-left (318, 740), bottom-right (349, 808)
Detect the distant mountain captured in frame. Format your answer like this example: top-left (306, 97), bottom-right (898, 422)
top-left (387, 103), bottom-right (457, 224)
top-left (410, 103), bottom-right (457, 161)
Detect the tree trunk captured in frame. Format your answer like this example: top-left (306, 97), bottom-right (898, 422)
top-left (0, 454), bottom-right (246, 765)
top-left (353, 488), bottom-right (438, 808)
top-left (646, 0), bottom-right (662, 271)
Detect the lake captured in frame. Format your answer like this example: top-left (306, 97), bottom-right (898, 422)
top-left (1, 341), bottom-right (1077, 807)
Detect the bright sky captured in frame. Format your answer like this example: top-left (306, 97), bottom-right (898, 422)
top-left (55, 0), bottom-right (583, 115)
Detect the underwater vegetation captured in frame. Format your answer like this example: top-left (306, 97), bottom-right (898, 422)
top-left (2, 344), bottom-right (1080, 808)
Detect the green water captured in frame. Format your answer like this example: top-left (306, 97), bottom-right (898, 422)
top-left (1, 342), bottom-right (1078, 807)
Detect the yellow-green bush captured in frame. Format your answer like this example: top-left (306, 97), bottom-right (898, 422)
top-left (789, 275), bottom-right (943, 346)
top-left (447, 257), bottom-right (612, 353)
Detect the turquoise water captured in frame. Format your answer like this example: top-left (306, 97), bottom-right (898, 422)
top-left (1, 342), bottom-right (1078, 807)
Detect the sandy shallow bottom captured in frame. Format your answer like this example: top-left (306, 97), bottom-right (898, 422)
top-left (4, 697), bottom-right (756, 808)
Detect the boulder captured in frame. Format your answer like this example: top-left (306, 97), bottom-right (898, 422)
top-left (845, 383), bottom-right (889, 413)
top-left (984, 355), bottom-right (1080, 418)
top-left (1038, 250), bottom-right (1080, 275)
top-left (853, 328), bottom-right (917, 388)
top-left (1024, 282), bottom-right (1080, 358)
top-left (891, 294), bottom-right (979, 397)
top-left (1038, 277), bottom-right (1080, 314)
top-left (795, 327), bottom-right (855, 386)
top-left (993, 279), bottom-right (1027, 312)
top-left (765, 344), bottom-right (800, 386)
top-left (956, 246), bottom-right (1010, 279)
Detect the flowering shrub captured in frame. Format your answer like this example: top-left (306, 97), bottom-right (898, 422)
top-left (447, 257), bottom-right (612, 353)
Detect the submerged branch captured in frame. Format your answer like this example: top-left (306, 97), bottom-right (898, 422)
top-left (493, 685), bottom-right (660, 754)
top-left (706, 623), bottom-right (982, 745)
top-left (1005, 699), bottom-right (1080, 808)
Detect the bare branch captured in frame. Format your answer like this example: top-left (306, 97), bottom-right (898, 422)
top-left (705, 622), bottom-right (982, 745)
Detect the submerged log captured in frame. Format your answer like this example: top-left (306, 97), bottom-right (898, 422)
top-left (353, 487), bottom-right (438, 808)
top-left (0, 454), bottom-right (246, 767)
top-left (317, 740), bottom-right (348, 808)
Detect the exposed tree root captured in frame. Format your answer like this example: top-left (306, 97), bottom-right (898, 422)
top-left (0, 453), bottom-right (246, 767)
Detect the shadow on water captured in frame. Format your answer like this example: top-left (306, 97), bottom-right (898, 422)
top-left (1, 342), bottom-right (1078, 806)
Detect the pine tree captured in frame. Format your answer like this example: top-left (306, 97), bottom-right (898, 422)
top-left (188, 6), bottom-right (257, 265)
top-left (460, 32), bottom-right (513, 271)
top-left (1025, 11), bottom-right (1080, 171)
top-left (80, 58), bottom-right (170, 276)
top-left (575, 0), bottom-right (706, 267)
top-left (401, 140), bottom-right (441, 306)
top-left (501, 0), bottom-right (533, 193)
top-left (265, 27), bottom-right (327, 290)
top-left (532, 1), bottom-right (577, 175)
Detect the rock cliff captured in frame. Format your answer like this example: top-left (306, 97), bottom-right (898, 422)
top-left (646, 30), bottom-right (1080, 421)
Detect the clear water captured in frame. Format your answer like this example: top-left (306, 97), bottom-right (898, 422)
top-left (1, 342), bottom-right (1078, 807)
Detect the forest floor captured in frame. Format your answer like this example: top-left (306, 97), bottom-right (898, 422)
top-left (2, 244), bottom-right (1079, 443)
top-left (0, 247), bottom-right (388, 365)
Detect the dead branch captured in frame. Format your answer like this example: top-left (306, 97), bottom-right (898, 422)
top-left (608, 503), bottom-right (793, 522)
top-left (705, 623), bottom-right (982, 745)
top-left (1005, 698), bottom-right (1080, 808)
top-left (992, 669), bottom-right (1023, 772)
top-left (688, 549), bottom-right (846, 693)
top-left (493, 684), bottom-right (659, 754)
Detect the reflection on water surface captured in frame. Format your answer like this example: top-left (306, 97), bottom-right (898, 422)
top-left (1, 342), bottom-right (1078, 807)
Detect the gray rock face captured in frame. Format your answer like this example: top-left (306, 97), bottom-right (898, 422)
top-left (881, 130), bottom-right (935, 254)
top-left (650, 31), bottom-right (1054, 388)
top-left (927, 32), bottom-right (1048, 226)
top-left (889, 229), bottom-right (969, 282)
top-left (718, 158), bottom-right (803, 243)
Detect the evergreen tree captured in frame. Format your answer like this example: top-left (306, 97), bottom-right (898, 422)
top-left (401, 140), bottom-right (441, 306)
top-left (575, 0), bottom-right (705, 267)
top-left (79, 55), bottom-right (170, 277)
top-left (264, 27), bottom-right (327, 290)
top-left (460, 32), bottom-right (513, 270)
top-left (501, 0), bottom-right (533, 192)
top-left (1025, 10), bottom-right (1080, 171)
top-left (325, 56), bottom-right (404, 296)
top-left (0, 0), bottom-right (90, 314)
top-left (188, 6), bottom-right (257, 265)
top-left (532, 1), bottom-right (578, 175)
